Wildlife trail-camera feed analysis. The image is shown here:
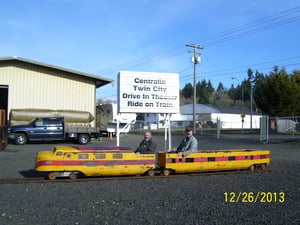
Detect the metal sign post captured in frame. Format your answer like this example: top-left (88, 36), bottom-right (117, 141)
top-left (164, 113), bottom-right (172, 151)
top-left (116, 113), bottom-right (120, 146)
top-left (168, 113), bottom-right (172, 150)
top-left (164, 114), bottom-right (167, 151)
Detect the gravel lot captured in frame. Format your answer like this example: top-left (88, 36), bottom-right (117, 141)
top-left (0, 133), bottom-right (299, 225)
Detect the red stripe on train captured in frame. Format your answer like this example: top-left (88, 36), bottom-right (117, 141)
top-left (167, 154), bottom-right (269, 163)
top-left (36, 159), bottom-right (155, 167)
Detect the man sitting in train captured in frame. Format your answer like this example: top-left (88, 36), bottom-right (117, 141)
top-left (176, 127), bottom-right (198, 157)
top-left (135, 131), bottom-right (157, 154)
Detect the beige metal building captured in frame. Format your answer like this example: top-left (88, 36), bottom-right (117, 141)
top-left (0, 56), bottom-right (113, 125)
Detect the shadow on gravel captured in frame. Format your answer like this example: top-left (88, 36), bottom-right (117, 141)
top-left (20, 169), bottom-right (45, 178)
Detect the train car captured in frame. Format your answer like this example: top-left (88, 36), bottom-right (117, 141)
top-left (157, 149), bottom-right (270, 176)
top-left (35, 146), bottom-right (155, 180)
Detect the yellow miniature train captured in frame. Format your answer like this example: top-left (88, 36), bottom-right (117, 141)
top-left (158, 149), bottom-right (270, 176)
top-left (35, 146), bottom-right (270, 180)
top-left (35, 146), bottom-right (156, 180)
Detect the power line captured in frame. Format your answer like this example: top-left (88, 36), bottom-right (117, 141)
top-left (97, 7), bottom-right (300, 99)
top-left (100, 61), bottom-right (300, 100)
top-left (201, 56), bottom-right (300, 75)
top-left (180, 62), bottom-right (300, 83)
top-left (180, 55), bottom-right (300, 79)
top-left (98, 6), bottom-right (300, 76)
top-left (194, 7), bottom-right (300, 46)
top-left (99, 56), bottom-right (300, 99)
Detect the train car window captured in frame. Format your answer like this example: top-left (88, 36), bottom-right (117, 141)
top-left (172, 159), bottom-right (176, 163)
top-left (260, 155), bottom-right (266, 159)
top-left (96, 154), bottom-right (106, 159)
top-left (113, 154), bottom-right (123, 159)
top-left (78, 154), bottom-right (89, 159)
top-left (186, 158), bottom-right (194, 163)
top-left (208, 157), bottom-right (215, 162)
top-left (56, 151), bottom-right (63, 156)
top-left (228, 156), bottom-right (236, 161)
top-left (250, 155), bottom-right (254, 160)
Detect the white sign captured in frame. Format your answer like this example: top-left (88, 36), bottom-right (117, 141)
top-left (118, 71), bottom-right (179, 113)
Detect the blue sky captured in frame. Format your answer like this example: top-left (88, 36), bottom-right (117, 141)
top-left (1, 0), bottom-right (300, 101)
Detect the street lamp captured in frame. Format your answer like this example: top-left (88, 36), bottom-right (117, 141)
top-left (231, 77), bottom-right (244, 108)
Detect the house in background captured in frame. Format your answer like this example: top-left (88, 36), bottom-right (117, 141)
top-left (144, 104), bottom-right (262, 130)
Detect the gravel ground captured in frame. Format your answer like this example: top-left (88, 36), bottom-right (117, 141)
top-left (0, 133), bottom-right (299, 225)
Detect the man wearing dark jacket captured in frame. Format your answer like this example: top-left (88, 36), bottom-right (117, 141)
top-left (135, 131), bottom-right (157, 154)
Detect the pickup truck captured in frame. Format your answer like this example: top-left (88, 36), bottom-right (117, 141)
top-left (8, 117), bottom-right (100, 145)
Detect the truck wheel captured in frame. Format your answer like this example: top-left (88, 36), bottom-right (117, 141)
top-left (78, 134), bottom-right (89, 145)
top-left (15, 133), bottom-right (27, 145)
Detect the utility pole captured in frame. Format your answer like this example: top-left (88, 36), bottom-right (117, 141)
top-left (186, 44), bottom-right (204, 134)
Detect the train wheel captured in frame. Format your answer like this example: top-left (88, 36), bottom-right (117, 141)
top-left (48, 172), bottom-right (57, 180)
top-left (69, 172), bottom-right (78, 180)
top-left (260, 164), bottom-right (266, 170)
top-left (162, 169), bottom-right (171, 176)
top-left (147, 170), bottom-right (155, 177)
top-left (249, 165), bottom-right (255, 171)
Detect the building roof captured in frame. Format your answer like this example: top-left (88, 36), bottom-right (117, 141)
top-left (180, 104), bottom-right (261, 115)
top-left (0, 56), bottom-right (113, 88)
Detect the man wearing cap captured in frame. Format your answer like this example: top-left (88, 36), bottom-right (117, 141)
top-left (176, 127), bottom-right (198, 157)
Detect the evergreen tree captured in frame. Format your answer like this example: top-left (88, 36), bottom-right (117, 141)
top-left (217, 82), bottom-right (225, 92)
top-left (196, 79), bottom-right (214, 104)
top-left (228, 84), bottom-right (236, 100)
top-left (181, 83), bottom-right (193, 99)
top-left (253, 67), bottom-right (300, 116)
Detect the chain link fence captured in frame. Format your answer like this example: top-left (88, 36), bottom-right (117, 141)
top-left (133, 116), bottom-right (300, 144)
top-left (260, 116), bottom-right (300, 143)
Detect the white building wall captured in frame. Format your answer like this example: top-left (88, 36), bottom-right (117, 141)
top-left (211, 113), bottom-right (261, 129)
top-left (0, 64), bottom-right (96, 125)
top-left (145, 113), bottom-right (193, 129)
top-left (144, 112), bottom-right (261, 129)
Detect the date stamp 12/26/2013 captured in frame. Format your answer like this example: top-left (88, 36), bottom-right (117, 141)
top-left (224, 192), bottom-right (285, 203)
